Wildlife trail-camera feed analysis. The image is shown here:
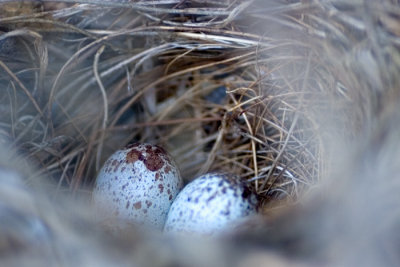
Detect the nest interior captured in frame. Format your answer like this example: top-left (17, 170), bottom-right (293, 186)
top-left (1, 0), bottom-right (399, 214)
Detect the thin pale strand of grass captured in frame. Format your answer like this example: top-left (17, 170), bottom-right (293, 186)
top-left (138, 1), bottom-right (252, 28)
top-left (39, 0), bottom-right (237, 16)
top-left (230, 94), bottom-right (259, 189)
top-left (0, 60), bottom-right (43, 116)
top-left (197, 113), bottom-right (227, 175)
top-left (93, 45), bottom-right (107, 172)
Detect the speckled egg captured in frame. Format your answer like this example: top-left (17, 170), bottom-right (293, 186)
top-left (92, 143), bottom-right (182, 230)
top-left (164, 173), bottom-right (258, 235)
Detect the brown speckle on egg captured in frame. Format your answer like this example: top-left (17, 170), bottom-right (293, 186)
top-left (126, 149), bottom-right (142, 163)
top-left (144, 152), bottom-right (163, 171)
top-left (165, 166), bottom-right (171, 174)
top-left (133, 201), bottom-right (142, 210)
top-left (154, 145), bottom-right (167, 155)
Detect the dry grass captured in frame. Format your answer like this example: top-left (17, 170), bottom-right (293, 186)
top-left (1, 0), bottom-right (399, 214)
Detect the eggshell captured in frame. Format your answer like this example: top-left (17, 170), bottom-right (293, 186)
top-left (92, 143), bottom-right (182, 230)
top-left (164, 173), bottom-right (258, 235)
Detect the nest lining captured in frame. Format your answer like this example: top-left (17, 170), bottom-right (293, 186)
top-left (1, 0), bottom-right (390, 213)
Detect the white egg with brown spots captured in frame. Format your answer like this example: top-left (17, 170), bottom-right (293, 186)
top-left (164, 173), bottom-right (258, 235)
top-left (92, 143), bottom-right (182, 230)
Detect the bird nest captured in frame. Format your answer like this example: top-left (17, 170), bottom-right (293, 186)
top-left (1, 0), bottom-right (386, 213)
